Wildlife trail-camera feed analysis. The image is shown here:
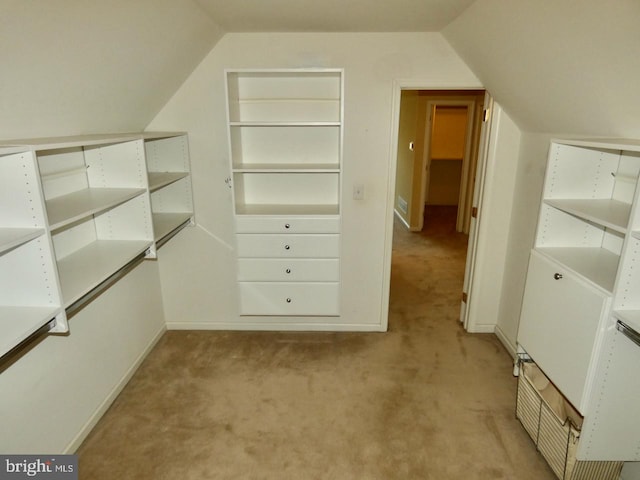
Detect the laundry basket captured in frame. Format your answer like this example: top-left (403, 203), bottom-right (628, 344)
top-left (516, 362), bottom-right (622, 480)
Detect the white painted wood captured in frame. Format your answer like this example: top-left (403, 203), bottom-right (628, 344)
top-left (579, 321), bottom-right (640, 460)
top-left (518, 137), bottom-right (640, 461)
top-left (232, 163), bottom-right (340, 172)
top-left (544, 198), bottom-right (631, 234)
top-left (537, 247), bottom-right (619, 294)
top-left (233, 172), bottom-right (339, 212)
top-left (149, 179), bottom-right (194, 213)
top-left (236, 234), bottom-right (339, 258)
top-left (238, 258), bottom-right (339, 282)
top-left (518, 251), bottom-right (610, 414)
top-left (45, 188), bottom-right (146, 231)
top-left (235, 204), bottom-right (340, 216)
top-left (0, 306), bottom-right (61, 357)
top-left (235, 216), bottom-right (340, 233)
top-left (56, 239), bottom-right (152, 306)
top-left (152, 213), bottom-right (193, 242)
top-left (0, 228), bottom-right (45, 255)
top-left (147, 172), bottom-right (189, 192)
top-left (238, 282), bottom-right (339, 316)
top-left (230, 124), bottom-right (340, 169)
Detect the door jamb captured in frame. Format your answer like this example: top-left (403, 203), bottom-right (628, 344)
top-left (380, 80), bottom-right (486, 332)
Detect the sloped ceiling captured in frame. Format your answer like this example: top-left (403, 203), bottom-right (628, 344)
top-left (0, 0), bottom-right (223, 139)
top-left (443, 0), bottom-right (640, 136)
top-left (194, 0), bottom-right (476, 32)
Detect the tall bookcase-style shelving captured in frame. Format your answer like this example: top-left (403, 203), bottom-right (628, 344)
top-left (518, 138), bottom-right (640, 461)
top-left (0, 132), bottom-right (194, 360)
top-left (226, 69), bottom-right (343, 317)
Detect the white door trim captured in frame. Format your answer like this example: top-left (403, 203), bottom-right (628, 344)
top-left (380, 80), bottom-right (485, 331)
top-left (420, 99), bottom-right (476, 233)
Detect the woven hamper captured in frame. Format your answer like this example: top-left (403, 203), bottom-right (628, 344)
top-left (516, 362), bottom-right (623, 480)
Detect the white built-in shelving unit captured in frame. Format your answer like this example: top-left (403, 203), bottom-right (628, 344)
top-left (0, 132), bottom-right (193, 359)
top-left (226, 69), bottom-right (343, 318)
top-left (518, 138), bottom-right (640, 461)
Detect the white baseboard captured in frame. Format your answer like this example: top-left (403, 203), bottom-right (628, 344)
top-left (466, 323), bottom-right (495, 334)
top-left (64, 326), bottom-right (166, 453)
top-left (166, 321), bottom-right (385, 332)
top-left (494, 324), bottom-right (517, 359)
top-left (393, 209), bottom-right (411, 230)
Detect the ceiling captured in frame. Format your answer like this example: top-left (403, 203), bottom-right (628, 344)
top-left (194, 0), bottom-right (477, 32)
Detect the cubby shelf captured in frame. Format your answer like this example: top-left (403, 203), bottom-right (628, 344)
top-left (0, 132), bottom-right (194, 360)
top-left (226, 69), bottom-right (343, 319)
top-left (57, 239), bottom-right (152, 307)
top-left (148, 172), bottom-right (189, 192)
top-left (0, 306), bottom-right (61, 357)
top-left (537, 246), bottom-right (619, 293)
top-left (0, 228), bottom-right (45, 255)
top-left (518, 138), bottom-right (640, 462)
top-left (152, 212), bottom-right (192, 242)
top-left (46, 188), bottom-right (146, 231)
top-left (232, 163), bottom-right (340, 173)
top-left (544, 198), bottom-right (631, 234)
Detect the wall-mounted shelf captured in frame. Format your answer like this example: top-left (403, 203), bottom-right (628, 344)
top-left (518, 138), bottom-right (640, 461)
top-left (0, 132), bottom-right (194, 361)
top-left (226, 69), bottom-right (343, 319)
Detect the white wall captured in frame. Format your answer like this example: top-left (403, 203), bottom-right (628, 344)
top-left (442, 0), bottom-right (640, 137)
top-left (0, 261), bottom-right (165, 453)
top-left (147, 32), bottom-right (482, 330)
top-left (0, 0), bottom-right (223, 139)
top-left (395, 91), bottom-right (419, 226)
top-left (494, 133), bottom-right (550, 353)
top-left (466, 104), bottom-right (521, 337)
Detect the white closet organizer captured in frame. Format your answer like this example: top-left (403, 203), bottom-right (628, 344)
top-left (0, 132), bottom-right (193, 360)
top-left (518, 138), bottom-right (640, 461)
top-left (143, 133), bottom-right (194, 246)
top-left (0, 146), bottom-right (67, 358)
top-left (226, 69), bottom-right (343, 317)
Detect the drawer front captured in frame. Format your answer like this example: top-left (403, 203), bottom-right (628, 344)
top-left (518, 251), bottom-right (610, 413)
top-left (239, 282), bottom-right (339, 316)
top-left (238, 258), bottom-right (339, 282)
top-left (235, 216), bottom-right (340, 234)
top-left (236, 234), bottom-right (339, 258)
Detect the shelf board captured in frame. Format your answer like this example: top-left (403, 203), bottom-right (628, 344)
top-left (235, 204), bottom-right (339, 216)
top-left (152, 212), bottom-right (193, 242)
top-left (612, 310), bottom-right (640, 334)
top-left (537, 247), bottom-right (619, 293)
top-left (544, 198), bottom-right (631, 234)
top-left (229, 121), bottom-right (340, 127)
top-left (148, 172), bottom-right (189, 192)
top-left (0, 228), bottom-right (45, 255)
top-left (57, 239), bottom-right (152, 307)
top-left (46, 187), bottom-right (146, 231)
top-left (233, 163), bottom-right (340, 173)
top-left (0, 306), bottom-right (61, 357)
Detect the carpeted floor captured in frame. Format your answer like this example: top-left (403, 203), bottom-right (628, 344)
top-left (77, 206), bottom-right (555, 479)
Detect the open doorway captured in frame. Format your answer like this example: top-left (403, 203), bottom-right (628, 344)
top-left (393, 90), bottom-right (485, 235)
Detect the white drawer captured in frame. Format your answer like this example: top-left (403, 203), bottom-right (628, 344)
top-left (235, 216), bottom-right (340, 234)
top-left (239, 282), bottom-right (339, 316)
top-left (236, 234), bottom-right (339, 258)
top-left (238, 258), bottom-right (339, 282)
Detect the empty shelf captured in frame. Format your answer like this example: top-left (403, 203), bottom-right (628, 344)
top-left (147, 172), bottom-right (189, 192)
top-left (0, 228), bottom-right (45, 255)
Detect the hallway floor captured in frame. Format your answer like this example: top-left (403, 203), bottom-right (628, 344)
top-left (77, 208), bottom-right (555, 479)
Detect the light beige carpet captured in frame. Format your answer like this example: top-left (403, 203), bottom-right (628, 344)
top-left (77, 208), bottom-right (555, 479)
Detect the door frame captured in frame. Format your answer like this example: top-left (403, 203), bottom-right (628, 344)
top-left (419, 99), bottom-right (476, 232)
top-left (380, 80), bottom-right (491, 332)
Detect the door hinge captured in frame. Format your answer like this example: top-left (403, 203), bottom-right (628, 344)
top-left (483, 108), bottom-right (490, 122)
top-left (471, 207), bottom-right (478, 218)
top-left (462, 292), bottom-right (468, 303)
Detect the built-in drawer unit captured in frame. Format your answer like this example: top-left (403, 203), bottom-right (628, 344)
top-left (235, 216), bottom-right (340, 234)
top-left (238, 282), bottom-right (340, 316)
top-left (518, 250), bottom-right (610, 414)
top-left (236, 234), bottom-right (339, 258)
top-left (237, 258), bottom-right (339, 282)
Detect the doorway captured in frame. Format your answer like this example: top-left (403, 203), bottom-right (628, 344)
top-left (393, 91), bottom-right (485, 235)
